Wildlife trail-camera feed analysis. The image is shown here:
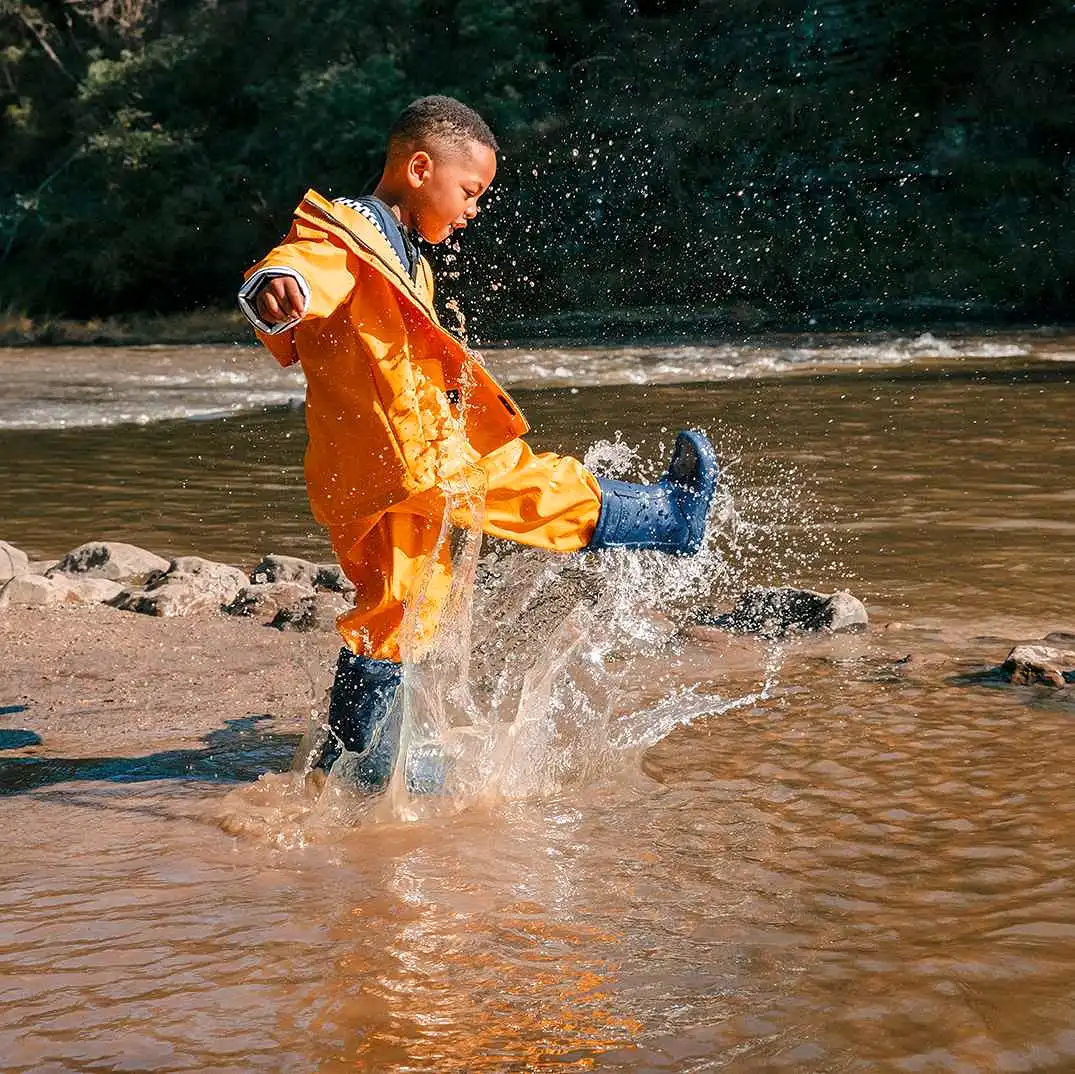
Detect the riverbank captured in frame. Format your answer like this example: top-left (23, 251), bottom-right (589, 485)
top-left (0, 309), bottom-right (252, 348)
top-left (1, 602), bottom-right (337, 779)
top-left (3, 303), bottom-right (1069, 349)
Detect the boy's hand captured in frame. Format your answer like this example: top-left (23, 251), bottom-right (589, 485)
top-left (255, 276), bottom-right (307, 324)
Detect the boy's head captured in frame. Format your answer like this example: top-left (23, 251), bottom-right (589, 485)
top-left (381, 95), bottom-right (498, 244)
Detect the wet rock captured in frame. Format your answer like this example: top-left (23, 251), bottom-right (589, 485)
top-left (999, 645), bottom-right (1075, 688)
top-left (223, 581), bottom-right (315, 620)
top-left (0, 541), bottom-right (29, 582)
top-left (1044, 632), bottom-right (1075, 647)
top-left (269, 591), bottom-right (350, 633)
top-left (110, 556), bottom-right (248, 617)
top-left (249, 554), bottom-right (320, 588)
top-left (0, 573), bottom-right (81, 608)
top-left (47, 541), bottom-right (169, 583)
top-left (697, 587), bottom-right (869, 639)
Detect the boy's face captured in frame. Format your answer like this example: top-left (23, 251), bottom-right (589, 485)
top-left (405, 139), bottom-right (497, 244)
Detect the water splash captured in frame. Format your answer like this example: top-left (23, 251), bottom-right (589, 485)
top-left (218, 426), bottom-right (812, 846)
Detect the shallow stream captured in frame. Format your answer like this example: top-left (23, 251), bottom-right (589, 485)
top-left (3, 332), bottom-right (1075, 1071)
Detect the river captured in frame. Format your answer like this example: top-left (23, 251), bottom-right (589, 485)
top-left (2, 331), bottom-right (1075, 1071)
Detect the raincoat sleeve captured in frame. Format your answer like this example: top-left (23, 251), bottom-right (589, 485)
top-left (241, 219), bottom-right (359, 367)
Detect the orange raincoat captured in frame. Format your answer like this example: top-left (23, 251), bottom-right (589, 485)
top-left (246, 190), bottom-right (601, 660)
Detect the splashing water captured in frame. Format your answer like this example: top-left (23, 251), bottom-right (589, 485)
top-left (219, 425), bottom-right (812, 843)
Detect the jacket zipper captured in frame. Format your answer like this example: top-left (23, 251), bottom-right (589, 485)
top-left (303, 198), bottom-right (524, 423)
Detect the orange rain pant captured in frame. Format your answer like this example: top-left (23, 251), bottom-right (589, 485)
top-left (330, 438), bottom-right (602, 662)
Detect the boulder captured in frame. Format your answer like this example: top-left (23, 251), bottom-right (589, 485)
top-left (47, 541), bottom-right (169, 583)
top-left (0, 573), bottom-right (81, 608)
top-left (249, 554), bottom-right (320, 588)
top-left (0, 541), bottom-right (29, 583)
top-left (999, 645), bottom-right (1075, 688)
top-left (110, 556), bottom-right (248, 617)
top-left (697, 587), bottom-right (869, 639)
top-left (269, 591), bottom-right (351, 633)
top-left (27, 560), bottom-right (59, 575)
top-left (222, 581), bottom-right (316, 620)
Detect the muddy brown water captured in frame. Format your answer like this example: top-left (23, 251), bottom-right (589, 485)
top-left (2, 336), bottom-right (1075, 1071)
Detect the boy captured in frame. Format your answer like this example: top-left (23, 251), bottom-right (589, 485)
top-left (239, 95), bottom-right (718, 790)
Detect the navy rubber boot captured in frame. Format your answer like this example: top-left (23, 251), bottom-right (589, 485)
top-left (315, 649), bottom-right (404, 790)
top-left (587, 430), bottom-right (719, 555)
top-left (313, 650), bottom-right (448, 794)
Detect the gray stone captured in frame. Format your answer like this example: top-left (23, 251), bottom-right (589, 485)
top-left (269, 591), bottom-right (351, 633)
top-left (697, 586), bottom-right (869, 639)
top-left (0, 541), bottom-right (29, 583)
top-left (110, 556), bottom-right (248, 617)
top-left (1000, 645), bottom-right (1075, 688)
top-left (48, 541), bottom-right (169, 583)
top-left (0, 573), bottom-right (80, 608)
top-left (27, 560), bottom-right (59, 575)
top-left (223, 581), bottom-right (316, 619)
top-left (68, 577), bottom-right (126, 603)
top-left (315, 563), bottom-right (355, 594)
top-left (249, 554), bottom-right (320, 588)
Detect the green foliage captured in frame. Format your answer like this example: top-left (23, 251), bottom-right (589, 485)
top-left (0, 0), bottom-right (1072, 325)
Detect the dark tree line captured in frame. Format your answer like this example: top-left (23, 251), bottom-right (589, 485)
top-left (1, 0), bottom-right (1072, 335)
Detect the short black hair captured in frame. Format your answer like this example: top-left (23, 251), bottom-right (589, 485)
top-left (388, 95), bottom-right (499, 155)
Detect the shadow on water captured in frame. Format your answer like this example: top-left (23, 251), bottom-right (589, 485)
top-left (0, 729), bottom-right (43, 750)
top-left (0, 715), bottom-right (301, 796)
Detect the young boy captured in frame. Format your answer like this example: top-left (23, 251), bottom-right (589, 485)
top-left (238, 95), bottom-right (718, 791)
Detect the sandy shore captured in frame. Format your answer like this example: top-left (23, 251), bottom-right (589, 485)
top-left (1, 604), bottom-right (340, 769)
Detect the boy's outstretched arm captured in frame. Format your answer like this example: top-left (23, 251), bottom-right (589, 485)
top-left (240, 273), bottom-right (308, 331)
top-left (239, 216), bottom-right (358, 359)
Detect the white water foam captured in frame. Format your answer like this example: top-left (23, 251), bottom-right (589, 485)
top-left (0, 332), bottom-right (1051, 430)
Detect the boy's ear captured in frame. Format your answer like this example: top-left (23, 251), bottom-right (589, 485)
top-left (406, 151), bottom-right (433, 189)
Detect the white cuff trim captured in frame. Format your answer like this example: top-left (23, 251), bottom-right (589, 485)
top-left (237, 267), bottom-right (311, 335)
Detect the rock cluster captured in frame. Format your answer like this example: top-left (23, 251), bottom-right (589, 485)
top-left (0, 540), bottom-right (353, 632)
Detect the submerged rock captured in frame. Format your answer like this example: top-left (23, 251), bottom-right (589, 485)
top-left (1000, 644), bottom-right (1075, 688)
top-left (697, 586), bottom-right (869, 638)
top-left (1044, 632), bottom-right (1075, 647)
top-left (111, 556), bottom-right (248, 617)
top-left (47, 541), bottom-right (169, 583)
top-left (0, 541), bottom-right (29, 582)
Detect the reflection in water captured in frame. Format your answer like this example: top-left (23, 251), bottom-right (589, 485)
top-left (316, 806), bottom-right (645, 1072)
